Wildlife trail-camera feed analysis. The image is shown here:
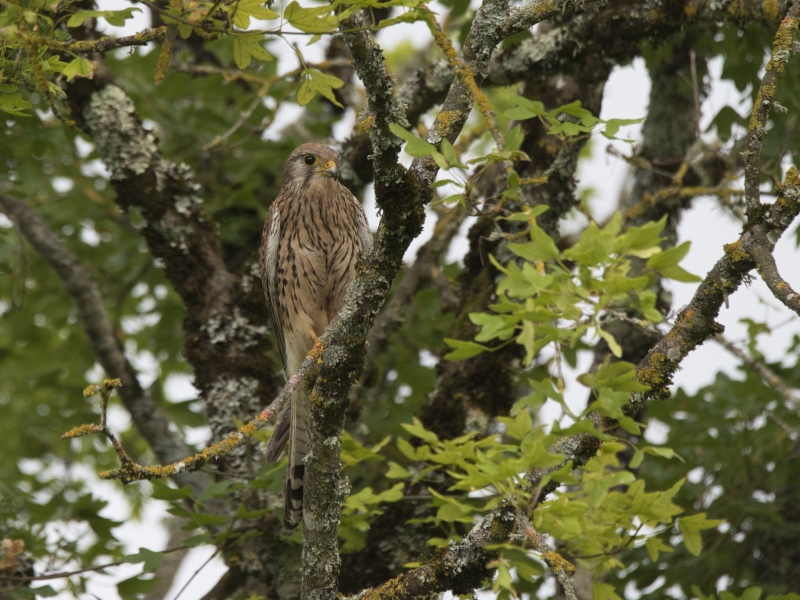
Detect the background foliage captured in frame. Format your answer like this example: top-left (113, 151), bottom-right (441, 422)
top-left (1, 0), bottom-right (800, 598)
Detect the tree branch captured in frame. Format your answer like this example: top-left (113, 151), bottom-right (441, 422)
top-left (743, 1), bottom-right (800, 219)
top-left (33, 28), bottom-right (166, 54)
top-left (714, 334), bottom-right (800, 410)
top-left (343, 507), bottom-right (579, 600)
top-left (740, 226), bottom-right (800, 316)
top-left (96, 341), bottom-right (322, 483)
top-left (628, 169), bottom-right (800, 413)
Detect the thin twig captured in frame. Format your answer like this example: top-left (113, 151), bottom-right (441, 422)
top-left (523, 521), bottom-right (578, 600)
top-left (0, 545), bottom-right (189, 583)
top-left (714, 334), bottom-right (800, 409)
top-left (91, 340), bottom-right (323, 483)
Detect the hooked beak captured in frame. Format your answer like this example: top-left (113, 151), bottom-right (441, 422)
top-left (318, 160), bottom-right (339, 181)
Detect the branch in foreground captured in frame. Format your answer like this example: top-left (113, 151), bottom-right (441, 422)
top-left (743, 1), bottom-right (800, 219)
top-left (629, 169), bottom-right (800, 414)
top-left (94, 341), bottom-right (322, 483)
top-left (0, 193), bottom-right (210, 497)
top-left (34, 28), bottom-right (166, 54)
top-left (344, 507), bottom-right (578, 600)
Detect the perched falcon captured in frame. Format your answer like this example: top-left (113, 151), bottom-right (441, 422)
top-left (260, 143), bottom-right (372, 530)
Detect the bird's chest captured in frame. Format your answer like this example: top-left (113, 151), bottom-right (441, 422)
top-left (281, 198), bottom-right (358, 290)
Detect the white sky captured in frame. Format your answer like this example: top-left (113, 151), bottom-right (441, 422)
top-left (28, 3), bottom-right (800, 599)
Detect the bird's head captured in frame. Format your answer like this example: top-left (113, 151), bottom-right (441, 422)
top-left (282, 143), bottom-right (340, 189)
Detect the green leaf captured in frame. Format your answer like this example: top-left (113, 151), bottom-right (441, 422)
top-left (500, 205), bottom-right (550, 221)
top-left (67, 8), bottom-right (140, 27)
top-left (710, 105), bottom-right (743, 141)
top-left (497, 407), bottom-right (532, 441)
top-left (150, 482), bottom-right (192, 501)
top-left (644, 536), bottom-right (673, 561)
top-left (647, 241), bottom-right (701, 282)
top-left (643, 446), bottom-right (685, 462)
top-left (504, 95), bottom-right (546, 120)
top-left (578, 360), bottom-right (649, 392)
top-left (386, 461), bottom-right (412, 479)
top-left (197, 480), bottom-right (232, 502)
top-left (593, 581), bottom-right (623, 600)
top-left (614, 216), bottom-right (665, 256)
top-left (678, 513), bottom-right (726, 556)
top-left (470, 312), bottom-right (517, 342)
top-left (233, 34), bottom-right (273, 70)
top-left (602, 117), bottom-right (645, 141)
top-left (518, 320), bottom-right (536, 365)
top-left (124, 548), bottom-right (163, 573)
top-left (691, 585), bottom-right (716, 600)
top-left (723, 588), bottom-right (764, 600)
top-left (61, 57), bottom-right (93, 81)
top-left (232, 0), bottom-right (278, 28)
top-left (428, 488), bottom-right (475, 523)
top-left (389, 123), bottom-right (437, 157)
top-left (443, 338), bottom-right (486, 361)
top-left (401, 417), bottom-right (439, 444)
top-left (508, 223), bottom-right (560, 262)
top-left (563, 214), bottom-right (622, 266)
top-left (0, 92), bottom-right (33, 117)
top-left (587, 389), bottom-right (630, 420)
top-left (505, 124), bottom-right (524, 152)
top-left (597, 327), bottom-right (622, 358)
top-left (377, 8), bottom-right (429, 28)
top-left (117, 575), bottom-right (159, 600)
top-left (284, 1), bottom-right (337, 33)
top-left (439, 138), bottom-right (466, 168)
top-left (184, 533), bottom-right (212, 547)
top-left (345, 483), bottom-right (404, 512)
top-left (29, 586), bottom-right (58, 597)
top-left (295, 69), bottom-right (344, 107)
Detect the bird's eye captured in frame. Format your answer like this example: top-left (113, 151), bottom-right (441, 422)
top-left (304, 155), bottom-right (318, 166)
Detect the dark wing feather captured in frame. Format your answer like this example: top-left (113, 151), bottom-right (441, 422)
top-left (260, 202), bottom-right (288, 373)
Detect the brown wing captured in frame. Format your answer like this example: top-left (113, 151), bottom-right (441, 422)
top-left (260, 202), bottom-right (288, 374)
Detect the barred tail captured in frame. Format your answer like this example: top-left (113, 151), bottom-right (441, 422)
top-left (284, 389), bottom-right (310, 530)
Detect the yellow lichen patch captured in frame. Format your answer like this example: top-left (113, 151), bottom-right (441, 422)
top-left (785, 166), bottom-right (799, 187)
top-left (723, 240), bottom-right (750, 263)
top-left (636, 352), bottom-right (667, 388)
top-left (748, 89), bottom-right (764, 131)
top-left (360, 115), bottom-right (374, 134)
top-left (436, 110), bottom-right (459, 137)
top-left (519, 175), bottom-right (548, 187)
top-left (83, 385), bottom-right (98, 397)
top-left (103, 378), bottom-right (122, 391)
top-left (727, 0), bottom-right (744, 17)
top-left (62, 424), bottom-right (101, 439)
top-left (683, 1), bottom-right (696, 18)
top-left (776, 281), bottom-right (790, 290)
top-left (309, 339), bottom-right (325, 361)
top-left (763, 0), bottom-right (779, 21)
top-left (542, 549), bottom-right (575, 575)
